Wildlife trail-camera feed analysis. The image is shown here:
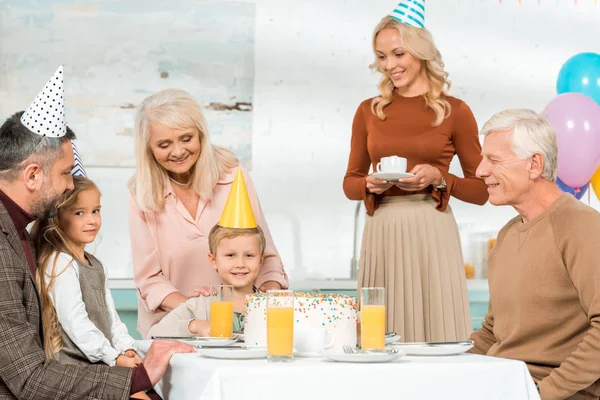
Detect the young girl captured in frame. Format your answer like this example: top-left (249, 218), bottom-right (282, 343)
top-left (31, 176), bottom-right (143, 369)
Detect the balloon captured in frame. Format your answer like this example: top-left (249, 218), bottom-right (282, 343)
top-left (556, 177), bottom-right (588, 200)
top-left (543, 93), bottom-right (600, 188)
top-left (591, 167), bottom-right (600, 201)
top-left (557, 52), bottom-right (600, 106)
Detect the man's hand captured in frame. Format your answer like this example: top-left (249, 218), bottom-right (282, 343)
top-left (142, 340), bottom-right (195, 385)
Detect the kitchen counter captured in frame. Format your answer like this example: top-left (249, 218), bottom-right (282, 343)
top-left (108, 278), bottom-right (489, 291)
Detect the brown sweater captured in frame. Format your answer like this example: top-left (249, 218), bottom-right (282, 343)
top-left (470, 194), bottom-right (600, 400)
top-left (343, 93), bottom-right (488, 215)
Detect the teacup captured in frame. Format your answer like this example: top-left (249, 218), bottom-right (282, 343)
top-left (376, 156), bottom-right (407, 173)
top-left (294, 326), bottom-right (335, 354)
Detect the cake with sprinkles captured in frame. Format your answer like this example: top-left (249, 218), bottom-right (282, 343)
top-left (244, 292), bottom-right (358, 349)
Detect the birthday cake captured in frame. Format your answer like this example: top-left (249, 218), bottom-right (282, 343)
top-left (244, 292), bottom-right (358, 349)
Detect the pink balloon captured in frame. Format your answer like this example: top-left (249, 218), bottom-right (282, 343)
top-left (543, 93), bottom-right (600, 188)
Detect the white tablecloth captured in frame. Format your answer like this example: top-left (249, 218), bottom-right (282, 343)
top-left (136, 341), bottom-right (540, 400)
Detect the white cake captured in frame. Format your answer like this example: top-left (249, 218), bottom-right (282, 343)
top-left (244, 292), bottom-right (358, 350)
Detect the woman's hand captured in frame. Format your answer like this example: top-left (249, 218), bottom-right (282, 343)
top-left (189, 319), bottom-right (210, 336)
top-left (365, 175), bottom-right (394, 194)
top-left (259, 281), bottom-right (282, 292)
top-left (395, 164), bottom-right (443, 192)
top-left (189, 286), bottom-right (213, 298)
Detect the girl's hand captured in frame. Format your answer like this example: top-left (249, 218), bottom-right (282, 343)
top-left (366, 175), bottom-right (394, 194)
top-left (116, 354), bottom-right (139, 368)
top-left (124, 349), bottom-right (143, 366)
top-left (395, 164), bottom-right (443, 192)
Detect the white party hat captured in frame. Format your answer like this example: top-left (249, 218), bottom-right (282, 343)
top-left (71, 141), bottom-right (87, 177)
top-left (20, 65), bottom-right (66, 138)
top-left (390, 0), bottom-right (425, 28)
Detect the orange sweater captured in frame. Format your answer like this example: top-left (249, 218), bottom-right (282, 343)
top-left (470, 194), bottom-right (600, 400)
top-left (343, 93), bottom-right (488, 215)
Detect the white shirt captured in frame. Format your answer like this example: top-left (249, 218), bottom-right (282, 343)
top-left (44, 252), bottom-right (137, 366)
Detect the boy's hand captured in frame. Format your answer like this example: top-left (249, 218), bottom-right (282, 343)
top-left (259, 281), bottom-right (282, 292)
top-left (189, 319), bottom-right (210, 336)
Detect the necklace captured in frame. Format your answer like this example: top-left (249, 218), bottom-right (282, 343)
top-left (168, 176), bottom-right (191, 187)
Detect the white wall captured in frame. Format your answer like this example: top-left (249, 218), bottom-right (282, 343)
top-left (4, 0), bottom-right (600, 280)
top-left (250, 0), bottom-right (600, 280)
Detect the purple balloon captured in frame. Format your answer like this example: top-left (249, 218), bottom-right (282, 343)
top-left (556, 177), bottom-right (588, 200)
top-left (543, 93), bottom-right (600, 188)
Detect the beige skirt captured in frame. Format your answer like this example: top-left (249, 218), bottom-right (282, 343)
top-left (358, 194), bottom-right (472, 342)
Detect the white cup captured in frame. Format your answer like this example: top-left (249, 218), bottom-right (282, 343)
top-left (294, 326), bottom-right (335, 354)
top-left (376, 156), bottom-right (407, 173)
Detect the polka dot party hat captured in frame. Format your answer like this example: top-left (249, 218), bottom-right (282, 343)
top-left (20, 65), bottom-right (66, 138)
top-left (390, 0), bottom-right (425, 28)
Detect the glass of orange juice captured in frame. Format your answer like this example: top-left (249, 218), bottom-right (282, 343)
top-left (210, 284), bottom-right (234, 337)
top-left (360, 287), bottom-right (385, 350)
top-left (266, 290), bottom-right (294, 362)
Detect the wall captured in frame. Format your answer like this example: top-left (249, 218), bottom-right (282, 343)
top-left (1, 0), bottom-right (599, 281)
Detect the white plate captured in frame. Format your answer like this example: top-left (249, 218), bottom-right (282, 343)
top-left (294, 351), bottom-right (323, 358)
top-left (385, 334), bottom-right (401, 345)
top-left (322, 349), bottom-right (406, 363)
top-left (193, 338), bottom-right (239, 347)
top-left (394, 343), bottom-right (474, 356)
top-left (236, 333), bottom-right (245, 342)
top-left (198, 347), bottom-right (267, 360)
top-left (372, 172), bottom-right (414, 181)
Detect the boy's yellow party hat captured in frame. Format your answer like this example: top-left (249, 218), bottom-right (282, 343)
top-left (219, 168), bottom-right (257, 228)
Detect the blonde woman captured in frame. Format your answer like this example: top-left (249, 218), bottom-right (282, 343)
top-left (343, 7), bottom-right (488, 342)
top-left (129, 89), bottom-right (288, 338)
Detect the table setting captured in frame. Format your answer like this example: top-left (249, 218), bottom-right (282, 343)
top-left (137, 287), bottom-right (540, 399)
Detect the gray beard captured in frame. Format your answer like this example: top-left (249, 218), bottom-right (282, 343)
top-left (30, 195), bottom-right (59, 219)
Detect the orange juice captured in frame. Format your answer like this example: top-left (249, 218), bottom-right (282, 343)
top-left (210, 301), bottom-right (233, 337)
top-left (267, 307), bottom-right (294, 356)
top-left (361, 305), bottom-right (385, 350)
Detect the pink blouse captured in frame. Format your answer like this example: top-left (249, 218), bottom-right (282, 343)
top-left (129, 166), bottom-right (288, 338)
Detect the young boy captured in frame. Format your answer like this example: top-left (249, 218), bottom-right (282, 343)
top-left (147, 169), bottom-right (266, 337)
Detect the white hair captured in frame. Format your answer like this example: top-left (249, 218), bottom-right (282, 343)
top-left (481, 108), bottom-right (558, 181)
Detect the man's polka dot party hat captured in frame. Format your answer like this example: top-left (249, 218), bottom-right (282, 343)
top-left (20, 65), bottom-right (66, 138)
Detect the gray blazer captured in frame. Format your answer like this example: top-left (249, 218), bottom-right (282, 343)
top-left (0, 201), bottom-right (132, 399)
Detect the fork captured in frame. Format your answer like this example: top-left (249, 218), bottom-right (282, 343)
top-left (343, 345), bottom-right (356, 354)
top-left (343, 345), bottom-right (399, 354)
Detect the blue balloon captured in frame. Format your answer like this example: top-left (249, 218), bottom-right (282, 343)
top-left (557, 177), bottom-right (588, 200)
top-left (557, 52), bottom-right (600, 106)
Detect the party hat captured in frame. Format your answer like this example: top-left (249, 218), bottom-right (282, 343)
top-left (219, 168), bottom-right (257, 228)
top-left (390, 0), bottom-right (425, 28)
top-left (20, 65), bottom-right (66, 138)
top-left (71, 141), bottom-right (88, 177)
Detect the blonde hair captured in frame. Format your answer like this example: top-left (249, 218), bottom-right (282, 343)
top-left (370, 16), bottom-right (451, 126)
top-left (208, 225), bottom-right (266, 258)
top-left (482, 109), bottom-right (558, 181)
top-left (130, 89), bottom-right (239, 211)
top-left (30, 176), bottom-right (100, 359)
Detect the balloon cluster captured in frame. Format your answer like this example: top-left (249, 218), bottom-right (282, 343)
top-left (545, 52), bottom-right (600, 200)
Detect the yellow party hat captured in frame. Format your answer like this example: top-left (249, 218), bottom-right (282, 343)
top-left (219, 168), bottom-right (257, 228)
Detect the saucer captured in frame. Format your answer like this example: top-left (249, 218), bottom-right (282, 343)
top-left (385, 334), bottom-right (401, 345)
top-left (393, 342), bottom-right (474, 356)
top-left (322, 349), bottom-right (406, 363)
top-left (372, 172), bottom-right (414, 181)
